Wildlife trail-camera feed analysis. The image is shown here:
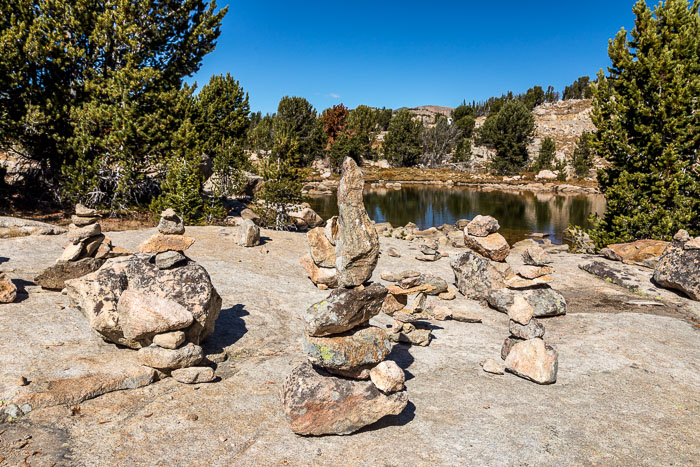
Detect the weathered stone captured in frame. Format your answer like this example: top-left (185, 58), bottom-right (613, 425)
top-left (509, 318), bottom-right (545, 339)
top-left (58, 241), bottom-right (85, 262)
top-left (535, 169), bottom-right (557, 181)
top-left (420, 244), bottom-right (438, 256)
top-left (517, 265), bottom-right (553, 279)
top-left (302, 283), bottom-right (387, 336)
top-left (450, 251), bottom-right (506, 301)
top-left (290, 207), bottom-right (324, 229)
top-left (71, 215), bottom-right (98, 227)
top-left (430, 305), bottom-right (452, 321)
top-left (75, 204), bottom-right (98, 217)
top-left (438, 289), bottom-right (456, 300)
top-left (386, 247), bottom-right (401, 258)
top-left (300, 255), bottom-right (338, 288)
top-left (335, 157), bottom-right (379, 287)
top-left (137, 343), bottom-right (203, 370)
top-left (451, 311), bottom-right (482, 323)
top-left (307, 226), bottom-right (335, 267)
top-left (380, 270), bottom-right (420, 283)
top-left (302, 326), bottom-right (392, 372)
top-left (152, 330), bottom-right (186, 350)
top-left (324, 216), bottom-right (339, 245)
top-left (488, 288), bottom-right (567, 318)
top-left (35, 258), bottom-right (105, 290)
top-left (280, 362), bottom-right (408, 435)
top-left (68, 223), bottom-right (101, 244)
top-left (65, 254), bottom-right (221, 348)
top-left (154, 250), bottom-right (187, 269)
top-left (505, 338), bottom-right (558, 384)
top-left (685, 237), bottom-right (700, 250)
top-left (455, 218), bottom-right (470, 230)
top-left (674, 229), bottom-right (690, 242)
top-left (399, 275), bottom-right (422, 289)
top-left (238, 219), bottom-right (261, 247)
top-left (505, 274), bottom-right (553, 289)
top-left (171, 366), bottom-right (215, 384)
top-left (158, 208), bottom-right (186, 235)
top-left (482, 359), bottom-right (505, 375)
top-left (325, 366), bottom-right (372, 380)
top-left (421, 274), bottom-right (448, 295)
top-left (464, 233), bottom-right (510, 262)
top-left (415, 253), bottom-right (440, 262)
top-left (117, 289), bottom-right (194, 341)
top-left (522, 245), bottom-right (552, 266)
top-left (382, 293), bottom-right (407, 315)
top-left (397, 328), bottom-right (431, 346)
top-left (407, 293), bottom-right (427, 314)
top-left (139, 234), bottom-right (195, 253)
top-left (82, 234), bottom-right (105, 257)
top-left (653, 239), bottom-right (700, 300)
top-left (370, 361), bottom-right (405, 393)
top-left (465, 215), bottom-right (500, 237)
top-left (0, 272), bottom-right (17, 303)
top-left (602, 239), bottom-right (669, 266)
top-left (507, 295), bottom-right (534, 325)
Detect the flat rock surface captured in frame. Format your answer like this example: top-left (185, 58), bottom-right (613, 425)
top-left (1, 227), bottom-right (699, 465)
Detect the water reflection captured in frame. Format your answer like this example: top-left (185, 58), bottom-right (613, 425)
top-left (306, 185), bottom-right (605, 244)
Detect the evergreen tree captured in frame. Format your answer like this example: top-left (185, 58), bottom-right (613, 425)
top-left (590, 0), bottom-right (700, 245)
top-left (346, 105), bottom-right (377, 159)
top-left (422, 116), bottom-right (461, 167)
top-left (383, 109), bottom-right (423, 167)
top-left (275, 96), bottom-right (324, 164)
top-left (563, 76), bottom-right (593, 100)
top-left (451, 104), bottom-right (475, 163)
top-left (328, 132), bottom-right (363, 172)
top-left (523, 86), bottom-right (546, 110)
top-left (478, 100), bottom-right (535, 175)
top-left (532, 137), bottom-right (556, 172)
top-left (374, 108), bottom-right (393, 131)
top-left (554, 158), bottom-right (568, 181)
top-left (571, 132), bottom-right (594, 179)
top-left (249, 115), bottom-right (276, 153)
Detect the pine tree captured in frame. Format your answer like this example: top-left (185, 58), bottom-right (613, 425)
top-left (346, 105), bottom-right (377, 159)
top-left (275, 96), bottom-right (324, 165)
top-left (478, 100), bottom-right (535, 175)
top-left (383, 109), bottom-right (423, 167)
top-left (532, 137), bottom-right (556, 172)
top-left (571, 132), bottom-right (594, 179)
top-left (590, 0), bottom-right (700, 245)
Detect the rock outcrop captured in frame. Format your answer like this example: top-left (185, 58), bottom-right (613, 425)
top-left (652, 230), bottom-right (700, 300)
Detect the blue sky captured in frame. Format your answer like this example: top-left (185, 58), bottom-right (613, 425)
top-left (187, 1), bottom-right (641, 114)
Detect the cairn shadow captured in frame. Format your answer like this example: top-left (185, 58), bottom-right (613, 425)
top-left (355, 400), bottom-right (416, 434)
top-left (11, 278), bottom-right (34, 303)
top-left (0, 256), bottom-right (9, 265)
top-left (202, 304), bottom-right (249, 355)
top-left (387, 343), bottom-right (416, 381)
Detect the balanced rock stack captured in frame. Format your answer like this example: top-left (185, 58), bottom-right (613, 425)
top-left (496, 295), bottom-right (558, 384)
top-left (66, 209), bottom-right (222, 384)
top-left (415, 239), bottom-right (444, 262)
top-left (451, 215), bottom-right (512, 302)
top-left (35, 204), bottom-right (119, 290)
top-left (300, 216), bottom-right (338, 289)
top-left (282, 157), bottom-right (407, 436)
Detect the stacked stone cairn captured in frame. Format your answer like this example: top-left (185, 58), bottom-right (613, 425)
top-left (35, 204), bottom-right (122, 290)
top-left (281, 158), bottom-right (407, 436)
top-left (300, 215), bottom-right (338, 289)
top-left (415, 239), bottom-right (445, 262)
top-left (66, 209), bottom-right (222, 384)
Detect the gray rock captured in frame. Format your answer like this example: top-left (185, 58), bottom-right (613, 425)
top-left (65, 254), bottom-right (221, 348)
top-left (238, 219), bottom-right (261, 247)
top-left (509, 318), bottom-right (545, 339)
top-left (82, 234), bottom-right (106, 257)
top-left (466, 215), bottom-right (500, 237)
top-left (420, 244), bottom-right (438, 255)
top-left (58, 241), bottom-right (85, 262)
top-left (68, 222), bottom-right (101, 244)
top-left (20, 403), bottom-right (33, 414)
top-left (335, 158), bottom-right (379, 287)
top-left (488, 288), bottom-right (567, 317)
top-left (4, 404), bottom-right (20, 418)
top-left (451, 251), bottom-right (506, 301)
top-left (35, 257), bottom-right (105, 290)
top-left (71, 215), bottom-right (98, 227)
top-left (396, 327), bottom-right (432, 346)
top-left (652, 239), bottom-right (700, 300)
top-left (171, 366), bottom-right (215, 384)
top-left (137, 343), bottom-right (203, 370)
top-left (158, 208), bottom-right (186, 235)
top-left (75, 204), bottom-right (98, 217)
top-left (464, 233), bottom-right (510, 262)
top-left (522, 245), bottom-right (553, 266)
top-left (380, 270), bottom-right (420, 283)
top-left (421, 274), bottom-right (449, 296)
top-left (280, 362), bottom-right (408, 435)
top-left (386, 247), bottom-right (401, 258)
top-left (303, 283), bottom-right (388, 336)
top-left (501, 336), bottom-right (525, 360)
top-left (307, 226), bottom-right (335, 267)
top-left (0, 216), bottom-right (66, 236)
top-left (303, 326), bottom-right (392, 372)
top-left (155, 250), bottom-right (187, 269)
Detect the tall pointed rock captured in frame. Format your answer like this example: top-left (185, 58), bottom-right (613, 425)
top-left (335, 157), bottom-right (379, 287)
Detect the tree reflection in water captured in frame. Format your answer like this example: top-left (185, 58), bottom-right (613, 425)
top-left (307, 185), bottom-right (605, 244)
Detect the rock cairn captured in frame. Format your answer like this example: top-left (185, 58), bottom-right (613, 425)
top-left (66, 209), bottom-right (222, 384)
top-left (282, 157), bottom-right (407, 436)
top-left (415, 239), bottom-right (445, 262)
top-left (300, 216), bottom-right (338, 289)
top-left (35, 204), bottom-right (123, 290)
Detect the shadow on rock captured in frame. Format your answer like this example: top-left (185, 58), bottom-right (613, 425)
top-left (356, 400), bottom-right (416, 434)
top-left (12, 278), bottom-right (34, 303)
top-left (203, 304), bottom-right (249, 355)
top-left (387, 343), bottom-right (415, 380)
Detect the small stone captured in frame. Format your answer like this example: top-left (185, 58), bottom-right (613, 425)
top-left (509, 318), bottom-right (545, 339)
top-left (238, 219), bottom-right (261, 247)
top-left (386, 247), bottom-right (401, 257)
top-left (505, 275), bottom-right (553, 289)
top-left (407, 293), bottom-right (427, 314)
top-left (505, 338), bottom-right (558, 384)
top-left (68, 223), bottom-right (101, 244)
top-left (415, 253), bottom-right (440, 262)
top-left (17, 376), bottom-right (28, 386)
top-left (522, 245), bottom-right (552, 266)
top-left (302, 283), bottom-right (387, 336)
top-left (58, 242), bottom-right (85, 262)
top-left (171, 366), bottom-right (215, 384)
top-left (158, 208), bottom-right (186, 235)
top-left (380, 270), bottom-right (420, 282)
top-left (430, 305), bottom-right (452, 321)
top-left (185, 413), bottom-right (199, 421)
top-left (155, 251), bottom-right (187, 269)
top-left (369, 361), bottom-right (405, 393)
top-left (464, 232), bottom-right (510, 262)
top-left (0, 272), bottom-right (18, 303)
top-left (4, 404), bottom-right (20, 418)
top-left (75, 204), bottom-right (98, 217)
top-left (466, 215), bottom-right (500, 237)
top-left (451, 311), bottom-right (482, 323)
top-left (438, 289), bottom-right (456, 300)
top-left (399, 275), bottom-right (422, 289)
top-left (451, 251), bottom-right (506, 301)
top-left (300, 255), bottom-right (338, 288)
top-left (82, 234), bottom-right (105, 257)
top-left (685, 237), bottom-right (700, 250)
top-left (421, 274), bottom-right (449, 295)
top-left (152, 330), bottom-right (186, 349)
top-left (117, 289), bottom-right (194, 341)
top-left (673, 229), bottom-right (690, 242)
top-left (324, 216), bottom-right (339, 245)
top-left (139, 234), bottom-right (195, 254)
top-left (307, 226), bottom-right (335, 267)
top-left (482, 359), bottom-right (505, 375)
top-left (420, 244), bottom-right (438, 255)
top-left (517, 265), bottom-right (553, 279)
top-left (137, 343), bottom-right (203, 370)
top-left (402, 322), bottom-right (416, 333)
top-left (507, 296), bottom-right (534, 325)
top-left (71, 215), bottom-right (97, 227)
top-left (382, 293), bottom-right (408, 315)
top-left (19, 403), bottom-right (32, 414)
top-left (398, 328), bottom-right (431, 346)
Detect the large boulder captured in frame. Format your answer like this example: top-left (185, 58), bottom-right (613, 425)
top-left (302, 284), bottom-right (387, 336)
top-left (464, 232), bottom-right (510, 262)
top-left (450, 251), bottom-right (506, 301)
top-left (652, 236), bottom-right (700, 300)
top-left (35, 258), bottom-right (105, 290)
top-left (307, 227), bottom-right (336, 268)
top-left (302, 326), bottom-right (392, 373)
top-left (487, 288), bottom-right (567, 317)
top-left (65, 254), bottom-right (222, 348)
top-left (280, 362), bottom-right (408, 435)
top-left (465, 215), bottom-right (500, 237)
top-left (505, 338), bottom-right (558, 384)
top-left (601, 239), bottom-right (669, 267)
top-left (335, 157), bottom-right (379, 288)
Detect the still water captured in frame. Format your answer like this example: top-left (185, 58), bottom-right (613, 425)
top-left (306, 185), bottom-right (606, 245)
